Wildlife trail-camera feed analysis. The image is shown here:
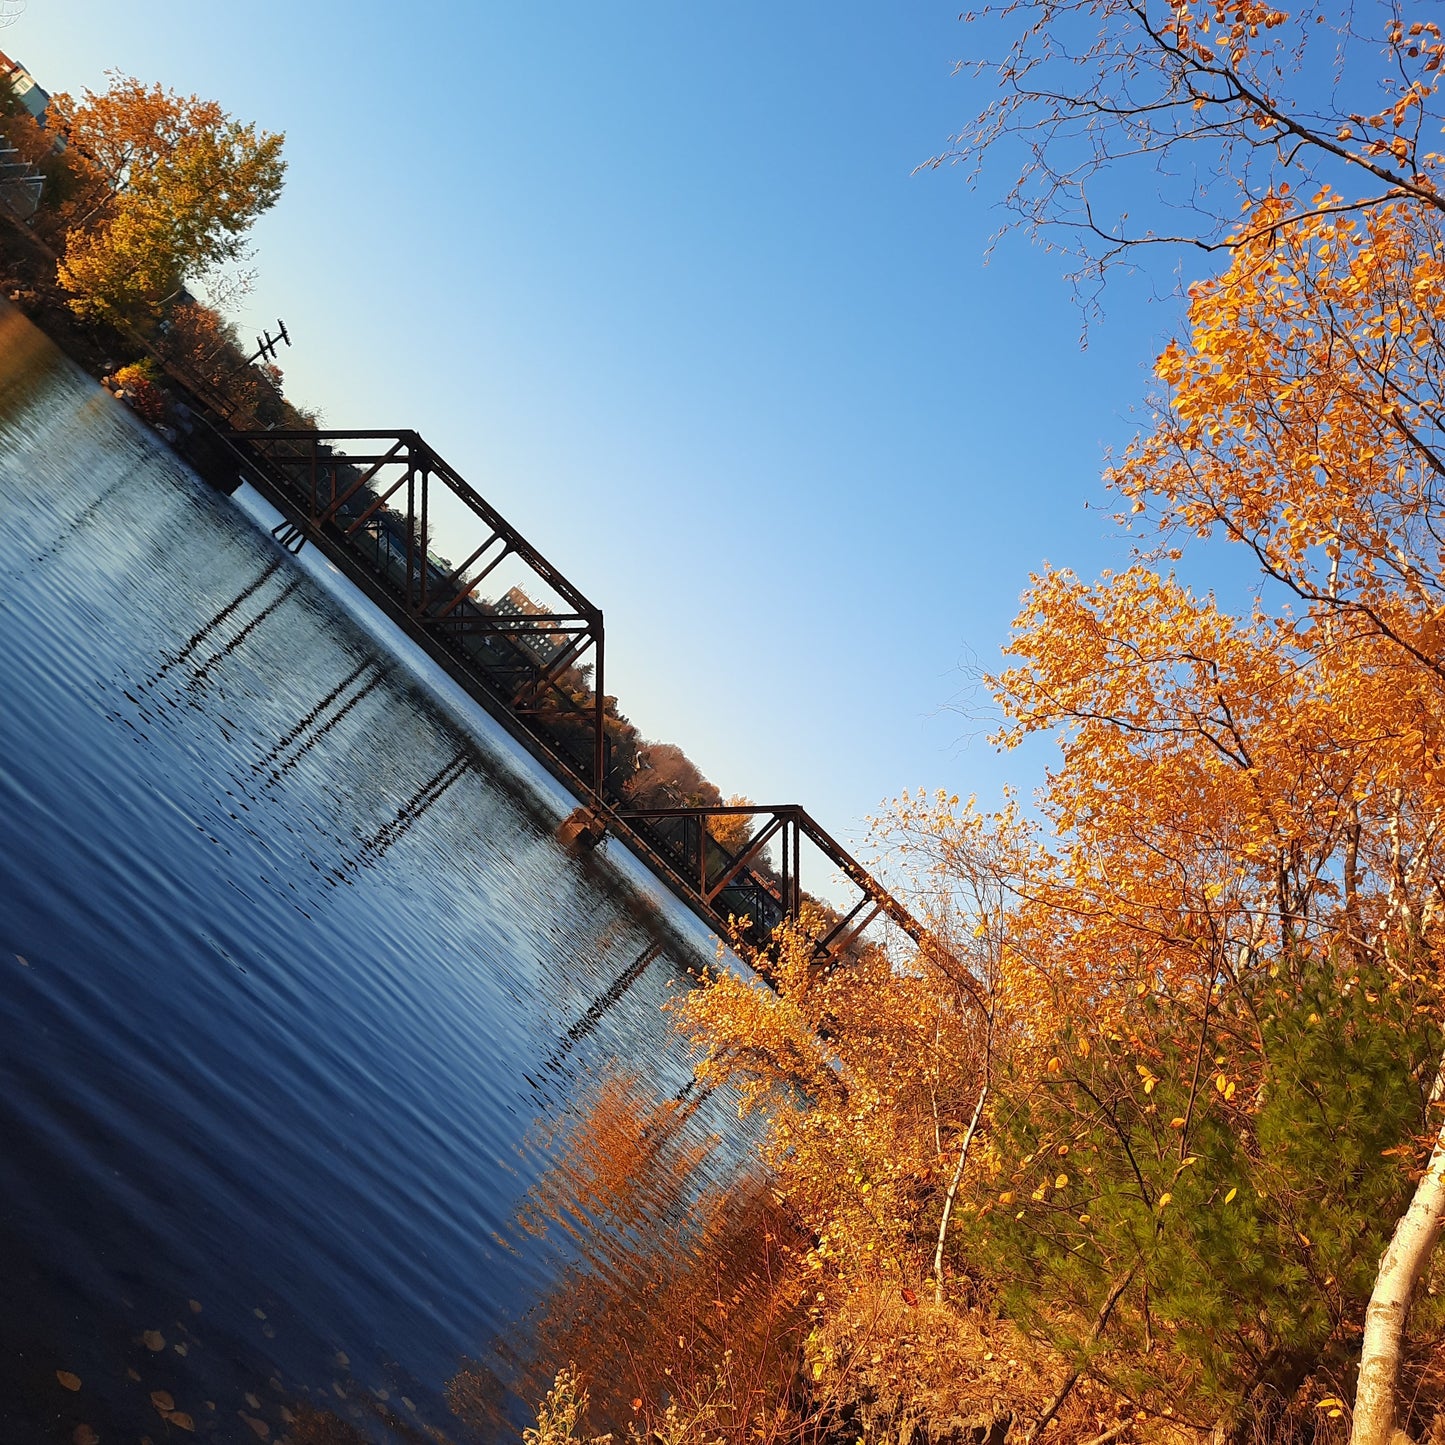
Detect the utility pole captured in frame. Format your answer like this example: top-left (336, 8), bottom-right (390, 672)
top-left (243, 319), bottom-right (291, 369)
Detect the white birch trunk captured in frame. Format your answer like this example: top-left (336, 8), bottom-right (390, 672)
top-left (933, 1081), bottom-right (987, 1306)
top-left (1350, 1059), bottom-right (1445, 1445)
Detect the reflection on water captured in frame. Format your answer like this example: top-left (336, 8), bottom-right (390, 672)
top-left (469, 1070), bottom-right (804, 1434)
top-left (0, 301), bottom-right (779, 1442)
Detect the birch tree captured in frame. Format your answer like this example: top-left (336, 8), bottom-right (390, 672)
top-left (993, 192), bottom-right (1445, 1443)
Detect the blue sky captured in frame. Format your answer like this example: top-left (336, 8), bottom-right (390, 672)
top-left (9, 2), bottom-right (1210, 853)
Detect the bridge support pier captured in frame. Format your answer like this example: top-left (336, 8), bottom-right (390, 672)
top-left (557, 806), bottom-right (608, 851)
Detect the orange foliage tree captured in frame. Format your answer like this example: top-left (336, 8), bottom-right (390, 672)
top-left (672, 192), bottom-right (1445, 1445)
top-left (49, 73), bottom-right (285, 324)
top-left (991, 192), bottom-right (1445, 1445)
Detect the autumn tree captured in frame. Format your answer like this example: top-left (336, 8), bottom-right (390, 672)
top-left (988, 192), bottom-right (1445, 1443)
top-left (671, 196), bottom-right (1445, 1445)
top-left (707, 796), bottom-right (757, 854)
top-left (626, 741), bottom-right (724, 812)
top-left (924, 0), bottom-right (1445, 1430)
top-left (49, 73), bottom-right (284, 324)
top-left (674, 849), bottom-right (1015, 1438)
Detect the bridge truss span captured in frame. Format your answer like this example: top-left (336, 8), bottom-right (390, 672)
top-left (230, 429), bottom-right (607, 795)
top-left (220, 425), bottom-right (953, 978)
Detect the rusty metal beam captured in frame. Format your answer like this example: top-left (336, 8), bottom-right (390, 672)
top-left (702, 814), bottom-right (786, 906)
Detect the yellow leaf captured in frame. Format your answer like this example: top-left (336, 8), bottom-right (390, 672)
top-left (1224, 1187), bottom-right (1237, 1203)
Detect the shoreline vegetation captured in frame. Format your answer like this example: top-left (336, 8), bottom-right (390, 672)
top-left (7, 12), bottom-right (1445, 1445)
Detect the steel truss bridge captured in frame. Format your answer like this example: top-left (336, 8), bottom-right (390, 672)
top-left (217, 427), bottom-right (932, 972)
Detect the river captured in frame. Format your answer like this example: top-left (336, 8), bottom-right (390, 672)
top-left (0, 303), bottom-right (779, 1444)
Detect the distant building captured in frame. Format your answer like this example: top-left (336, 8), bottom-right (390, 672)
top-left (0, 50), bottom-right (49, 120)
top-left (0, 51), bottom-right (46, 219)
top-left (492, 586), bottom-right (567, 667)
top-left (0, 141), bottom-right (40, 217)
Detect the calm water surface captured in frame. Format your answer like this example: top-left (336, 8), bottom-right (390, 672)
top-left (0, 305), bottom-right (767, 1443)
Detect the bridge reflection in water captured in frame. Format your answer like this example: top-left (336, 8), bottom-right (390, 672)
top-left (219, 427), bottom-right (932, 971)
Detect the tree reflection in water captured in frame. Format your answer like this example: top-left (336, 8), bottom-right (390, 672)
top-left (450, 1068), bottom-right (806, 1438)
